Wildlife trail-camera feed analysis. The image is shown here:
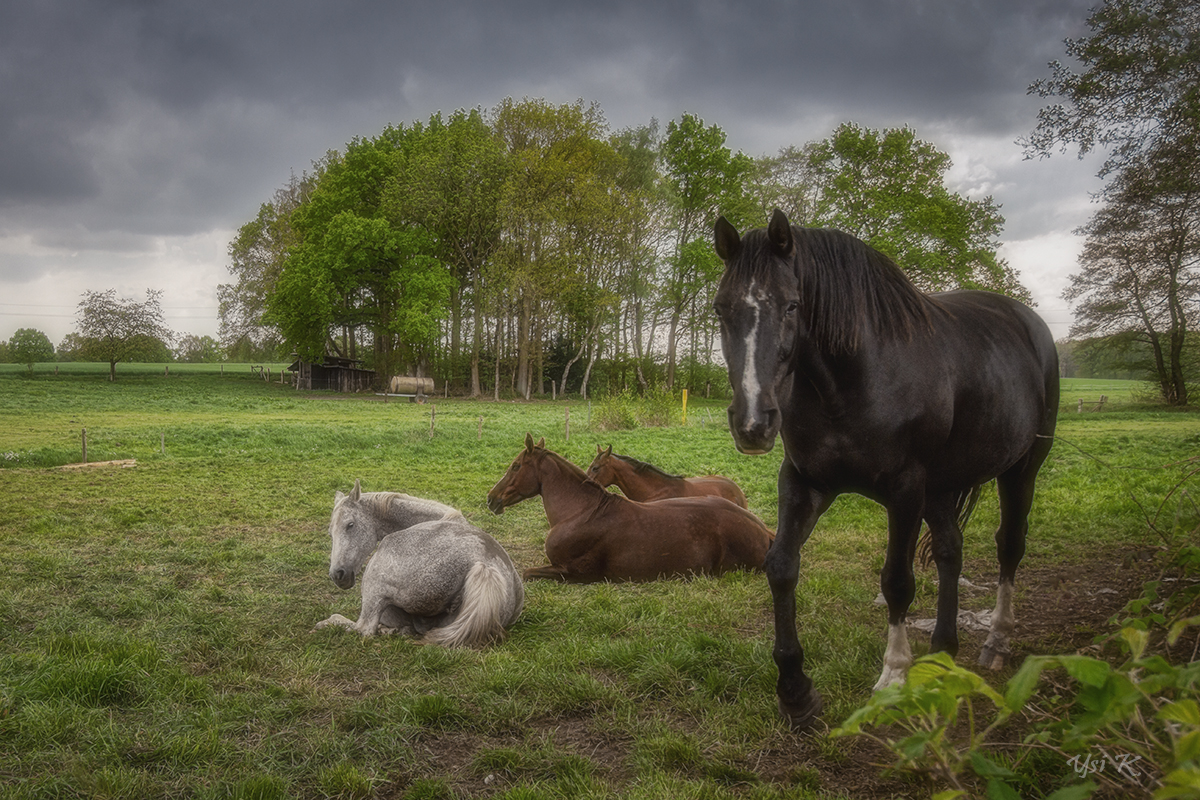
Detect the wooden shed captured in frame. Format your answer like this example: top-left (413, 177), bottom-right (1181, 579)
top-left (289, 356), bottom-right (376, 393)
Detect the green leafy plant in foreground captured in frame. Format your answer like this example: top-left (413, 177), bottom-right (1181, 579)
top-left (833, 478), bottom-right (1200, 800)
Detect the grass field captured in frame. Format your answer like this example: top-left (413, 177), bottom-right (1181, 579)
top-left (0, 364), bottom-right (1196, 798)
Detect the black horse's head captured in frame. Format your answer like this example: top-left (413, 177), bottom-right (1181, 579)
top-left (713, 209), bottom-right (800, 455)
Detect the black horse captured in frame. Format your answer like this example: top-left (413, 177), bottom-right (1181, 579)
top-left (713, 210), bottom-right (1058, 731)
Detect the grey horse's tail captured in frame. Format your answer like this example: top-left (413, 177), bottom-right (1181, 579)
top-left (423, 561), bottom-right (520, 649)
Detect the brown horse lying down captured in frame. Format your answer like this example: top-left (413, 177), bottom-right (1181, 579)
top-left (585, 445), bottom-right (749, 508)
top-left (486, 434), bottom-right (774, 582)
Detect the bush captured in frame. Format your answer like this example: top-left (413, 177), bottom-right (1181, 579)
top-left (591, 388), bottom-right (679, 431)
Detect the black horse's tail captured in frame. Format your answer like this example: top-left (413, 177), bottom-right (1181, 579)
top-left (916, 482), bottom-right (987, 568)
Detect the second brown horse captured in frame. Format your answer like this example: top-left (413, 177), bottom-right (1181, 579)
top-left (487, 435), bottom-right (773, 582)
top-left (586, 445), bottom-right (749, 508)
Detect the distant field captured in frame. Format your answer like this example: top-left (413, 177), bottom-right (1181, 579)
top-left (1059, 376), bottom-right (1156, 408)
top-left (0, 361), bottom-right (292, 377)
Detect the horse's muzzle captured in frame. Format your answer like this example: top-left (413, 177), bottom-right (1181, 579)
top-left (330, 569), bottom-right (355, 590)
top-left (486, 495), bottom-right (506, 515)
top-left (728, 405), bottom-right (779, 455)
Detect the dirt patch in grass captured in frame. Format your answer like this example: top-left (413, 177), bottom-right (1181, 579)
top-left (383, 547), bottom-right (1174, 799)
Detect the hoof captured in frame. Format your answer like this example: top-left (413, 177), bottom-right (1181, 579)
top-left (978, 643), bottom-right (1010, 670)
top-left (778, 689), bottom-right (824, 732)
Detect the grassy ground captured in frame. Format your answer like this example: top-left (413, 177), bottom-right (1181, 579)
top-left (0, 365), bottom-right (1195, 798)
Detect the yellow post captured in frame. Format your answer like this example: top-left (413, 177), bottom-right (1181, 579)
top-left (681, 389), bottom-right (688, 425)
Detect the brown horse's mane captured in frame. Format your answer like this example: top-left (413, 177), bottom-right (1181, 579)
top-left (613, 453), bottom-right (683, 481)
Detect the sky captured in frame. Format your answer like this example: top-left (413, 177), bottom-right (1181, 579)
top-left (0, 0), bottom-right (1108, 347)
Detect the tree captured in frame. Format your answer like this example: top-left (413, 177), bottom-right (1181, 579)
top-left (391, 109), bottom-right (509, 396)
top-left (1065, 145), bottom-right (1200, 403)
top-left (1025, 0), bottom-right (1200, 179)
top-left (56, 333), bottom-right (92, 362)
top-left (1029, 0), bottom-right (1200, 404)
top-left (268, 129), bottom-right (454, 382)
top-left (218, 173), bottom-right (311, 356)
top-left (489, 97), bottom-right (613, 398)
top-left (9, 328), bottom-right (54, 373)
top-left (803, 123), bottom-right (1026, 297)
top-left (76, 289), bottom-right (174, 381)
top-left (175, 334), bottom-right (222, 363)
top-left (660, 113), bottom-right (752, 389)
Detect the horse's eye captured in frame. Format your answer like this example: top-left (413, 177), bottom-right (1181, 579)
top-left (784, 302), bottom-right (798, 318)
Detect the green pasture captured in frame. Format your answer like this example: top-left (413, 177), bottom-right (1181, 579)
top-left (0, 365), bottom-right (1196, 798)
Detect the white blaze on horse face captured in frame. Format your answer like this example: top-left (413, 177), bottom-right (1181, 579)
top-left (739, 280), bottom-right (763, 409)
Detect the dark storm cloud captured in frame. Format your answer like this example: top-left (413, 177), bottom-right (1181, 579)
top-left (0, 0), bottom-right (1096, 244)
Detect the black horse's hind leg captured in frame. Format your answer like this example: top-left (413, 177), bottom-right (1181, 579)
top-left (924, 493), bottom-right (965, 657)
top-left (979, 446), bottom-right (1047, 669)
top-left (768, 461), bottom-right (831, 730)
top-left (875, 487), bottom-right (925, 689)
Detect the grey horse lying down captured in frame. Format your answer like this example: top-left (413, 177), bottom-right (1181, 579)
top-left (316, 480), bottom-right (524, 648)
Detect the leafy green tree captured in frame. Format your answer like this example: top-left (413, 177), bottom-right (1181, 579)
top-left (1028, 0), bottom-right (1200, 405)
top-left (804, 123), bottom-right (1025, 297)
top-left (391, 109), bottom-right (509, 395)
top-left (75, 289), bottom-right (174, 381)
top-left (175, 334), bottom-right (222, 364)
top-left (268, 129), bottom-right (453, 382)
top-left (55, 332), bottom-right (92, 362)
top-left (9, 328), bottom-right (54, 373)
top-left (489, 97), bottom-right (613, 398)
top-left (218, 173), bottom-right (311, 355)
top-left (661, 113), bottom-right (751, 389)
top-left (750, 145), bottom-right (819, 224)
top-left (609, 123), bottom-right (666, 394)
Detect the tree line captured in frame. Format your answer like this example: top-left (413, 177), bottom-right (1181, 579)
top-left (220, 101), bottom-right (1020, 400)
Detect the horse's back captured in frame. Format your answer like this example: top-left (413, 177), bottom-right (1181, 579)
top-left (684, 476), bottom-right (749, 508)
top-left (905, 290), bottom-right (1059, 488)
top-left (932, 290), bottom-right (1059, 429)
top-left (614, 494), bottom-right (771, 576)
top-left (370, 519), bottom-right (520, 613)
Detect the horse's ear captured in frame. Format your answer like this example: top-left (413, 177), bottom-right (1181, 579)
top-left (350, 479), bottom-right (361, 501)
top-left (768, 208), bottom-right (794, 257)
top-left (536, 437), bottom-right (545, 449)
top-left (714, 216), bottom-right (740, 261)
top-left (524, 432), bottom-right (535, 450)
top-left (334, 490), bottom-right (345, 502)
top-left (605, 445), bottom-right (612, 456)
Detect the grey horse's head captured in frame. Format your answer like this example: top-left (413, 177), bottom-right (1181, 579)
top-left (327, 479), bottom-right (379, 590)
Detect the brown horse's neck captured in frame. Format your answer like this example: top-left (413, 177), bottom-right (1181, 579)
top-left (537, 451), bottom-right (612, 526)
top-left (609, 459), bottom-right (680, 501)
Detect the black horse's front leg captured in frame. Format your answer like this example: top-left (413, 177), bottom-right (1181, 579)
top-left (768, 461), bottom-right (831, 731)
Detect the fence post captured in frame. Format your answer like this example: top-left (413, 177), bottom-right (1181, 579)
top-left (430, 405), bottom-right (436, 438)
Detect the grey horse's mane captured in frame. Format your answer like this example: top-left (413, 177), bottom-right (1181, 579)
top-left (364, 491), bottom-right (463, 521)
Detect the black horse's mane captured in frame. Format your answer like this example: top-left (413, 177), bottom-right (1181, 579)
top-left (739, 226), bottom-right (936, 354)
top-left (614, 453), bottom-right (683, 481)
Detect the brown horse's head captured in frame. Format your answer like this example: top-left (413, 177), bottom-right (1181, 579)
top-left (487, 433), bottom-right (546, 514)
top-left (584, 444), bottom-right (616, 486)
